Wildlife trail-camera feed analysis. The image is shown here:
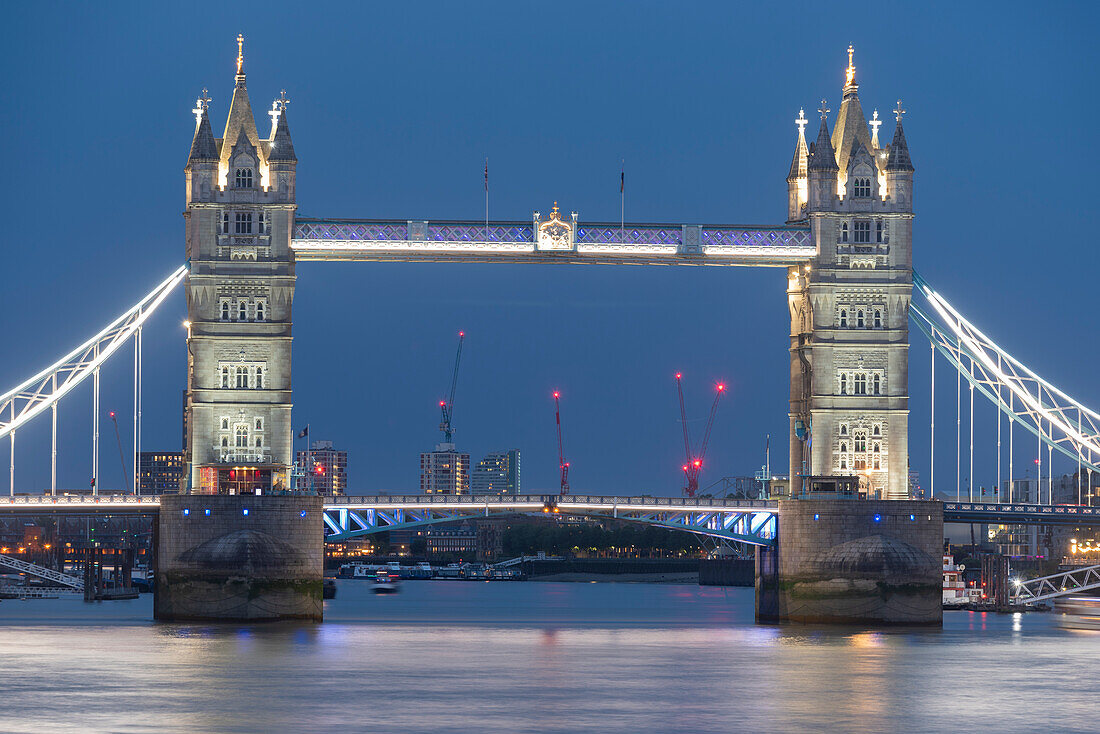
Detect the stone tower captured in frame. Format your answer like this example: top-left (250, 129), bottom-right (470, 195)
top-left (182, 37), bottom-right (297, 494)
top-left (785, 49), bottom-right (914, 499)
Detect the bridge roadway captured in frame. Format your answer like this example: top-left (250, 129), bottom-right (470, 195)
top-left (3, 495), bottom-right (1099, 546)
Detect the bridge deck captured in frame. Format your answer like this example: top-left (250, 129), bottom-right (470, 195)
top-left (291, 219), bottom-right (814, 266)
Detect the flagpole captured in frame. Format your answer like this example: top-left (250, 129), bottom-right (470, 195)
top-left (620, 159), bottom-right (625, 244)
top-left (484, 158), bottom-right (489, 241)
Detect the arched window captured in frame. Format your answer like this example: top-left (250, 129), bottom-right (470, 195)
top-left (235, 212), bottom-right (253, 234)
top-left (235, 426), bottom-right (248, 448)
top-left (255, 302), bottom-right (264, 321)
top-left (873, 457), bottom-right (880, 470)
top-left (840, 442), bottom-right (848, 454)
top-left (221, 436), bottom-right (229, 448)
top-left (239, 302), bottom-right (248, 321)
top-left (854, 433), bottom-right (867, 453)
top-left (874, 309), bottom-right (882, 328)
top-left (872, 374), bottom-right (881, 395)
top-left (876, 220), bottom-right (884, 243)
top-left (841, 222), bottom-right (849, 243)
top-left (840, 457), bottom-right (848, 470)
top-left (222, 212), bottom-right (230, 234)
top-left (839, 309), bottom-right (848, 328)
top-left (873, 424), bottom-right (881, 436)
top-left (853, 177), bottom-right (871, 198)
top-left (840, 374), bottom-right (847, 395)
top-left (857, 310), bottom-right (865, 328)
top-left (236, 366), bottom-right (248, 389)
top-left (221, 301), bottom-right (230, 321)
top-left (255, 437), bottom-right (263, 448)
top-left (854, 373), bottom-right (867, 395)
top-left (255, 418), bottom-right (263, 431)
top-left (873, 442), bottom-right (880, 454)
top-left (255, 367), bottom-right (263, 389)
top-left (840, 424), bottom-right (848, 436)
top-left (221, 418), bottom-right (229, 430)
top-left (221, 367), bottom-right (229, 388)
top-left (235, 168), bottom-right (253, 189)
top-left (258, 212), bottom-right (266, 234)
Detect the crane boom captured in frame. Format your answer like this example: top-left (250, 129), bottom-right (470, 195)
top-left (675, 375), bottom-right (726, 498)
top-left (553, 390), bottom-right (569, 495)
top-left (438, 331), bottom-right (465, 443)
top-left (675, 373), bottom-right (692, 472)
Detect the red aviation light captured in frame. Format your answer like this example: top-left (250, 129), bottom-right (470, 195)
top-left (675, 372), bottom-right (682, 380)
top-left (109, 411), bottom-right (116, 418)
top-left (553, 391), bottom-right (560, 399)
top-left (439, 400), bottom-right (446, 407)
top-left (716, 384), bottom-right (726, 392)
top-left (459, 331), bottom-right (465, 337)
top-left (693, 459), bottom-right (702, 467)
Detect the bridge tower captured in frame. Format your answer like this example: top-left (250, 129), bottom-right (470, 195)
top-left (182, 36), bottom-right (297, 494)
top-left (785, 49), bottom-right (915, 499)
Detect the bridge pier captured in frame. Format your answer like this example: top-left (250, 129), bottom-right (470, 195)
top-left (154, 495), bottom-right (322, 622)
top-left (756, 499), bottom-right (942, 625)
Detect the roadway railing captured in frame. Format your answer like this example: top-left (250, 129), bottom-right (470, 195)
top-left (944, 502), bottom-right (1100, 525)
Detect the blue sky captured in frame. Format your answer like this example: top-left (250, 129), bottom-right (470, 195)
top-left (1, 2), bottom-right (1097, 495)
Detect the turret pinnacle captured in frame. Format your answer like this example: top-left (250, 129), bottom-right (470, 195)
top-left (221, 34), bottom-right (261, 170)
top-left (830, 46), bottom-right (875, 173)
top-left (886, 101), bottom-right (914, 171)
top-left (268, 97), bottom-right (296, 162)
top-left (187, 91), bottom-right (218, 165)
top-left (808, 101), bottom-right (838, 172)
top-left (787, 108), bottom-right (809, 181)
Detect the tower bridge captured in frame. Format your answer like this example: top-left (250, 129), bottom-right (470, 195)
top-left (4, 41), bottom-right (1100, 623)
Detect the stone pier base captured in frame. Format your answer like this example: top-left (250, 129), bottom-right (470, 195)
top-left (756, 499), bottom-right (943, 626)
top-left (154, 495), bottom-right (323, 622)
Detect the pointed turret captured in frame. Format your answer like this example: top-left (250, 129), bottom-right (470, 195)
top-left (830, 46), bottom-right (875, 175)
top-left (268, 96), bottom-right (296, 162)
top-left (220, 34), bottom-right (262, 171)
top-left (187, 102), bottom-right (218, 166)
top-left (808, 112), bottom-right (838, 172)
top-left (885, 116), bottom-right (914, 171)
top-left (787, 109), bottom-right (810, 221)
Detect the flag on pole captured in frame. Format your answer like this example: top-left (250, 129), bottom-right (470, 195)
top-left (620, 162), bottom-right (624, 193)
top-left (484, 159), bottom-right (489, 192)
top-left (298, 426), bottom-right (309, 438)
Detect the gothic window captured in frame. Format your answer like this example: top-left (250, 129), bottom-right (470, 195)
top-left (221, 436), bottom-right (229, 448)
top-left (255, 418), bottom-right (263, 431)
top-left (239, 301), bottom-right (248, 321)
top-left (255, 367), bottom-right (263, 389)
top-left (221, 418), bottom-right (230, 430)
top-left (235, 168), bottom-right (253, 189)
top-left (840, 457), bottom-right (848, 470)
top-left (876, 220), bottom-right (884, 243)
top-left (853, 178), bottom-right (871, 198)
top-left (255, 301), bottom-right (265, 322)
top-left (874, 309), bottom-right (882, 328)
top-left (873, 442), bottom-right (881, 454)
top-left (839, 309), bottom-right (848, 328)
top-left (872, 374), bottom-right (881, 395)
top-left (258, 211), bottom-right (266, 234)
top-left (236, 366), bottom-right (248, 389)
top-left (222, 212), bottom-right (230, 234)
top-left (221, 301), bottom-right (230, 321)
top-left (841, 222), bottom-right (849, 243)
top-left (220, 366), bottom-right (229, 388)
top-left (840, 442), bottom-right (848, 454)
top-left (235, 212), bottom-right (253, 234)
top-left (857, 310), bottom-right (865, 328)
top-left (873, 456), bottom-right (880, 470)
top-left (854, 220), bottom-right (871, 243)
top-left (873, 424), bottom-right (881, 436)
top-left (854, 373), bottom-right (867, 395)
top-left (840, 373), bottom-right (848, 395)
top-left (854, 458), bottom-right (866, 470)
top-left (255, 437), bottom-right (263, 448)
top-left (840, 423), bottom-right (848, 436)
top-left (235, 426), bottom-right (248, 448)
top-left (854, 433), bottom-right (867, 453)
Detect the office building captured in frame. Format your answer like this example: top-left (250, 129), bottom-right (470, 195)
top-left (471, 449), bottom-right (521, 496)
top-left (138, 452), bottom-right (185, 495)
top-left (420, 443), bottom-right (470, 495)
top-left (296, 440), bottom-right (347, 495)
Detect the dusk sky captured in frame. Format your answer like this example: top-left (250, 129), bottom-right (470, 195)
top-left (1, 2), bottom-right (1097, 496)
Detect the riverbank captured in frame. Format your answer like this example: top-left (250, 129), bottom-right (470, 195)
top-left (529, 572), bottom-right (699, 583)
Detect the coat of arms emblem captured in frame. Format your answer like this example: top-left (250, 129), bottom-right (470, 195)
top-left (536, 203), bottom-right (574, 251)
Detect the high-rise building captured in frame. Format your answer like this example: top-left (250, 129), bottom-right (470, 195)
top-left (420, 443), bottom-right (470, 495)
top-left (785, 48), bottom-right (914, 499)
top-left (471, 449), bottom-right (521, 496)
top-left (138, 452), bottom-right (185, 495)
top-left (295, 440), bottom-right (347, 495)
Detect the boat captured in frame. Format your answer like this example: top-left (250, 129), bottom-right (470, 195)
top-left (942, 554), bottom-right (981, 608)
top-left (1055, 595), bottom-right (1100, 629)
top-left (372, 570), bottom-right (401, 594)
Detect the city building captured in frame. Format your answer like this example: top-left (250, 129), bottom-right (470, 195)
top-left (295, 440), bottom-right (347, 495)
top-left (425, 524), bottom-right (477, 556)
top-left (471, 449), bottom-right (521, 496)
top-left (420, 443), bottom-right (469, 495)
top-left (138, 452), bottom-right (185, 495)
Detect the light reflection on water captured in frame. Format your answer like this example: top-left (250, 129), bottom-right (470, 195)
top-left (0, 581), bottom-right (1096, 734)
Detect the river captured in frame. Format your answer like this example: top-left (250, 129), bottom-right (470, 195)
top-left (0, 580), bottom-right (1096, 733)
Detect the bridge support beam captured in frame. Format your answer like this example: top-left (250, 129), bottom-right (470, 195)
top-left (756, 499), bottom-right (942, 625)
top-left (154, 495), bottom-right (322, 622)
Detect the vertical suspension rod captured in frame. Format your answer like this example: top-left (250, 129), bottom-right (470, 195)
top-left (92, 357), bottom-right (100, 497)
top-left (51, 374), bottom-right (57, 496)
top-left (930, 339), bottom-right (935, 499)
top-left (969, 357), bottom-right (974, 502)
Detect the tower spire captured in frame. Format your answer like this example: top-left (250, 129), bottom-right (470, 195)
top-left (845, 45), bottom-right (856, 89)
top-left (236, 33), bottom-right (245, 77)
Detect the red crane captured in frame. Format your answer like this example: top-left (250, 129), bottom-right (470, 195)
top-left (553, 390), bottom-right (569, 495)
top-left (438, 331), bottom-right (465, 443)
top-left (675, 373), bottom-right (725, 497)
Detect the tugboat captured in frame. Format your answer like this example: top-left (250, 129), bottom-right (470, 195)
top-left (372, 569), bottom-right (401, 594)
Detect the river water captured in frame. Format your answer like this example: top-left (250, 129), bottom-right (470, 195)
top-left (0, 581), bottom-right (1095, 733)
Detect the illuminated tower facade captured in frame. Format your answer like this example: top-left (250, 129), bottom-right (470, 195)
top-left (183, 36), bottom-right (298, 494)
top-left (785, 48), bottom-right (915, 499)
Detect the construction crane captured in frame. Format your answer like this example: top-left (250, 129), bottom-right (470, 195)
top-left (438, 331), bottom-right (465, 444)
top-left (675, 373), bottom-right (725, 497)
top-left (553, 390), bottom-right (569, 495)
top-left (107, 411), bottom-right (131, 493)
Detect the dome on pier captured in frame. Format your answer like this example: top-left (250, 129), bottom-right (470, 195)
top-left (808, 534), bottom-right (937, 578)
top-left (178, 529), bottom-right (306, 572)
